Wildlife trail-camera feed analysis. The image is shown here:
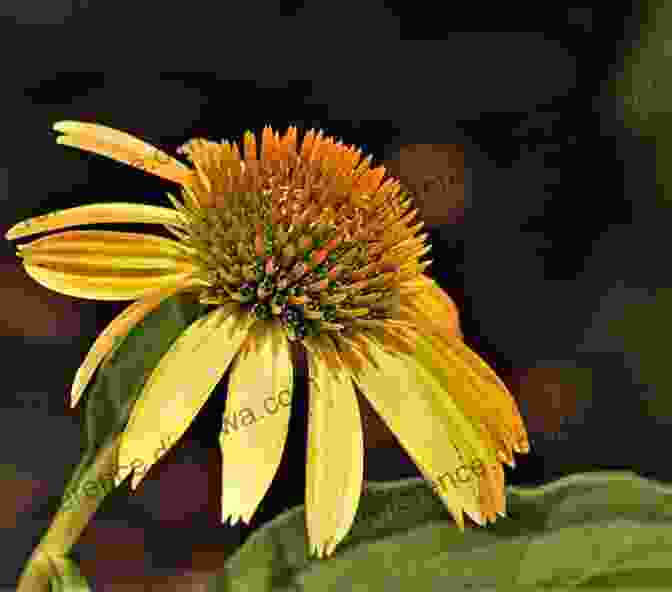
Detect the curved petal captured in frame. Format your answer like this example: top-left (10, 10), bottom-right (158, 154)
top-left (304, 334), bottom-right (364, 558)
top-left (219, 320), bottom-right (293, 524)
top-left (350, 332), bottom-right (493, 528)
top-left (22, 263), bottom-right (197, 301)
top-left (116, 305), bottom-right (255, 489)
top-left (399, 275), bottom-right (462, 339)
top-left (18, 230), bottom-right (196, 272)
top-left (53, 121), bottom-right (194, 185)
top-left (418, 332), bottom-right (529, 464)
top-left (6, 203), bottom-right (188, 241)
top-left (71, 277), bottom-right (200, 407)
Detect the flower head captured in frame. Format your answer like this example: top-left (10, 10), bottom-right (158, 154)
top-left (7, 121), bottom-right (529, 557)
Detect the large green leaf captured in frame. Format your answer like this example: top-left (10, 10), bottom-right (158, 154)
top-left (208, 471), bottom-right (672, 591)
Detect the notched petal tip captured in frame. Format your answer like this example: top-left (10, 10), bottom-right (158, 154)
top-left (465, 508), bottom-right (485, 527)
top-left (114, 466), bottom-right (131, 488)
top-left (222, 511), bottom-right (253, 527)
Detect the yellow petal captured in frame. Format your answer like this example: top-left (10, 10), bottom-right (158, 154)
top-left (18, 230), bottom-right (199, 276)
top-left (399, 275), bottom-right (463, 339)
top-left (304, 335), bottom-right (364, 558)
top-left (116, 305), bottom-right (254, 489)
top-left (411, 333), bottom-right (510, 520)
top-left (22, 263), bottom-right (197, 301)
top-left (18, 230), bottom-right (196, 273)
top-left (423, 277), bottom-right (463, 333)
top-left (351, 333), bottom-right (489, 528)
top-left (6, 203), bottom-right (187, 241)
top-left (436, 335), bottom-right (529, 455)
top-left (71, 277), bottom-right (199, 408)
top-left (53, 121), bottom-right (193, 185)
top-left (219, 321), bottom-right (293, 525)
top-left (419, 333), bottom-right (527, 462)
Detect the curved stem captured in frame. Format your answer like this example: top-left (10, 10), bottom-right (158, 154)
top-left (17, 436), bottom-right (120, 591)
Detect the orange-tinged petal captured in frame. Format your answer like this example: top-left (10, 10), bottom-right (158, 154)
top-left (6, 203), bottom-right (187, 241)
top-left (399, 276), bottom-right (463, 340)
top-left (53, 121), bottom-right (193, 185)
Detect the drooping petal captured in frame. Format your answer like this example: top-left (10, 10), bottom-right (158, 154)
top-left (18, 230), bottom-right (197, 273)
top-left (116, 304), bottom-right (255, 489)
top-left (71, 277), bottom-right (200, 408)
top-left (350, 332), bottom-right (493, 528)
top-left (22, 263), bottom-right (198, 301)
top-left (400, 276), bottom-right (528, 458)
top-left (304, 334), bottom-right (363, 558)
top-left (6, 203), bottom-right (188, 241)
top-left (431, 334), bottom-right (530, 457)
top-left (53, 121), bottom-right (194, 185)
top-left (219, 320), bottom-right (293, 525)
top-left (399, 275), bottom-right (462, 339)
top-left (411, 333), bottom-right (515, 518)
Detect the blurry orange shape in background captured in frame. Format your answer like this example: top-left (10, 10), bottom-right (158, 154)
top-left (511, 366), bottom-right (592, 435)
top-left (384, 143), bottom-right (465, 227)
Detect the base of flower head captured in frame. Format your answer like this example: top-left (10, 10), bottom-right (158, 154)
top-left (187, 210), bottom-right (412, 340)
top-left (199, 268), bottom-right (343, 342)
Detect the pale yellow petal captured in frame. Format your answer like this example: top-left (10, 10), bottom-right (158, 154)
top-left (116, 305), bottom-right (255, 489)
top-left (351, 334), bottom-right (488, 528)
top-left (71, 277), bottom-right (200, 407)
top-left (6, 203), bottom-right (187, 241)
top-left (396, 348), bottom-right (498, 521)
top-left (304, 335), bottom-right (364, 558)
top-left (219, 321), bottom-right (293, 525)
top-left (23, 263), bottom-right (197, 301)
top-left (53, 121), bottom-right (193, 185)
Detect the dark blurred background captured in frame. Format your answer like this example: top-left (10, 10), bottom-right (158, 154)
top-left (4, 1), bottom-right (672, 589)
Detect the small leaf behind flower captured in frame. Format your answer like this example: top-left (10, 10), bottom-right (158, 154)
top-left (61, 294), bottom-right (207, 512)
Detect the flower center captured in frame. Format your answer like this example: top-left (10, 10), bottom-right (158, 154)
top-left (180, 193), bottom-right (408, 342)
top-left (173, 129), bottom-right (431, 343)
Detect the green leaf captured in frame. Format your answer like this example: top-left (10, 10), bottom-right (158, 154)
top-left (207, 471), bottom-right (672, 591)
top-left (614, 2), bottom-right (672, 134)
top-left (603, 287), bottom-right (672, 422)
top-left (61, 293), bottom-right (207, 519)
top-left (612, 1), bottom-right (672, 208)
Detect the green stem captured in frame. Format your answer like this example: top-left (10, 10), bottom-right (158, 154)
top-left (16, 436), bottom-right (120, 591)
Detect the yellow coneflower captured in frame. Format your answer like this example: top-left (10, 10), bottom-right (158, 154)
top-left (6, 121), bottom-right (529, 558)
